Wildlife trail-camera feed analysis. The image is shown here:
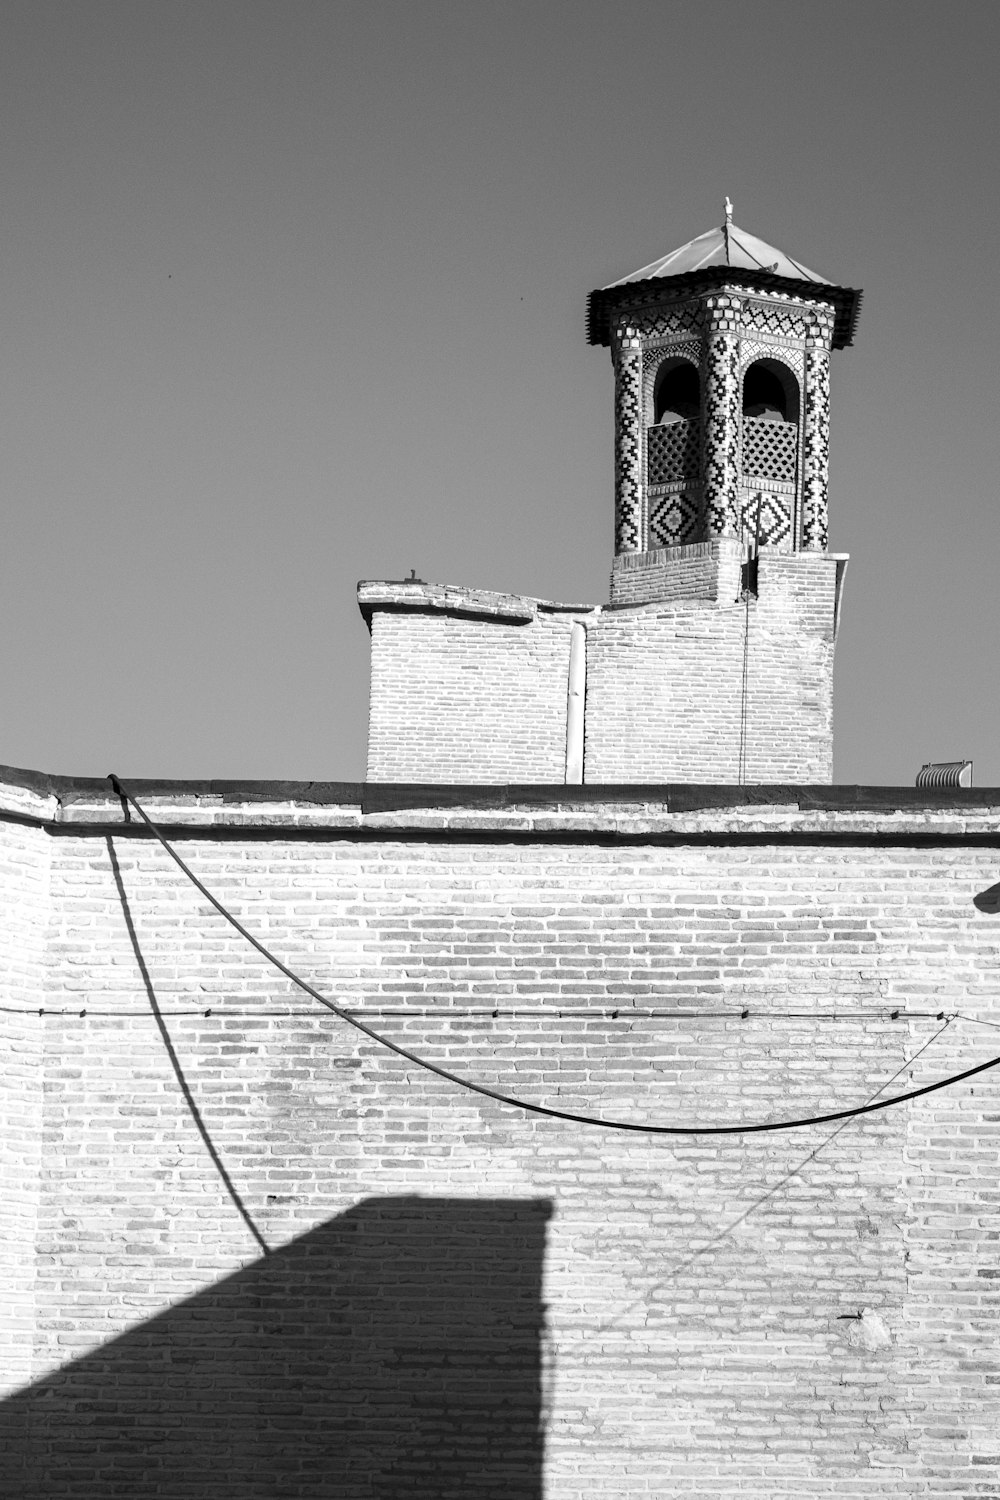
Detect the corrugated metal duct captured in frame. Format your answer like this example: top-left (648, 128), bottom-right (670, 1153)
top-left (915, 760), bottom-right (973, 789)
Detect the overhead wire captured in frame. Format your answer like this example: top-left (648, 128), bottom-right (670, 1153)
top-left (0, 1003), bottom-right (954, 1021)
top-left (594, 1013), bottom-right (956, 1332)
top-left (953, 1012), bottom-right (1000, 1032)
top-left (107, 773), bottom-right (1000, 1137)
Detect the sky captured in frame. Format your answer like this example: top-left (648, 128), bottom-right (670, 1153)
top-left (0, 0), bottom-right (998, 787)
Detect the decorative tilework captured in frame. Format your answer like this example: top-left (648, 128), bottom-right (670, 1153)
top-left (642, 338), bottom-right (702, 372)
top-left (803, 305), bottom-right (837, 348)
top-left (649, 489), bottom-right (703, 548)
top-left (802, 348), bottom-right (830, 550)
top-left (646, 419), bottom-right (700, 486)
top-left (739, 339), bottom-right (804, 379)
top-left (742, 300), bottom-right (813, 340)
top-left (614, 347), bottom-right (643, 553)
top-left (742, 417), bottom-right (798, 484)
top-left (703, 327), bottom-right (741, 536)
top-left (741, 489), bottom-right (792, 549)
top-left (608, 285), bottom-right (838, 562)
top-left (633, 303), bottom-right (704, 340)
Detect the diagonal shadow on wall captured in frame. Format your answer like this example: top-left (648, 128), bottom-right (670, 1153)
top-left (0, 1195), bottom-right (552, 1500)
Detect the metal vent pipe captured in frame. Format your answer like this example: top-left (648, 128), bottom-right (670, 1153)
top-left (565, 621), bottom-right (586, 784)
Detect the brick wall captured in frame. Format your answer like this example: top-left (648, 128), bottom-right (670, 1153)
top-left (3, 777), bottom-right (1000, 1496)
top-left (588, 551), bottom-right (840, 782)
top-left (609, 537), bottom-right (743, 607)
top-left (361, 582), bottom-right (586, 783)
top-left (361, 554), bottom-right (843, 786)
top-left (0, 780), bottom-right (54, 1397)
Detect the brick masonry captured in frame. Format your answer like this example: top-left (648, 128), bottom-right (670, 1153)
top-left (3, 773), bottom-right (1000, 1497)
top-left (362, 552), bottom-right (846, 786)
top-left (589, 552), bottom-right (839, 783)
top-left (0, 781), bottom-right (51, 1398)
top-left (609, 537), bottom-right (744, 608)
top-left (359, 272), bottom-right (850, 791)
top-left (361, 583), bottom-right (584, 784)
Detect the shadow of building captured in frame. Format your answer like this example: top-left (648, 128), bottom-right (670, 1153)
top-left (1, 1195), bottom-right (552, 1499)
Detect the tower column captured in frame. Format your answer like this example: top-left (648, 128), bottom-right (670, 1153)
top-left (613, 333), bottom-right (643, 554)
top-left (802, 328), bottom-right (832, 550)
top-left (702, 299), bottom-right (742, 537)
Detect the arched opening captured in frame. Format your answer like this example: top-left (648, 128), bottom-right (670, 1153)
top-left (653, 358), bottom-right (700, 425)
top-left (740, 358), bottom-right (799, 492)
top-left (741, 359), bottom-right (798, 424)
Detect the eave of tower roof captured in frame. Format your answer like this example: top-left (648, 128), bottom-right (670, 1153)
top-left (587, 218), bottom-right (862, 350)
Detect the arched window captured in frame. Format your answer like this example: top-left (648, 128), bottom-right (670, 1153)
top-left (646, 357), bottom-right (701, 494)
top-left (741, 358), bottom-right (799, 486)
top-left (653, 358), bottom-right (700, 425)
top-left (741, 359), bottom-right (798, 424)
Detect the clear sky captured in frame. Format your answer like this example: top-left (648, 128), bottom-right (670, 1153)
top-left (1, 0), bottom-right (998, 786)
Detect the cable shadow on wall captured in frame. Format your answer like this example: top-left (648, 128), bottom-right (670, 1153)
top-left (0, 1195), bottom-right (553, 1499)
top-left (105, 833), bottom-right (271, 1257)
top-left (593, 1019), bottom-right (953, 1336)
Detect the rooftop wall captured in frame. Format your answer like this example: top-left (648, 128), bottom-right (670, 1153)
top-left (362, 587), bottom-right (580, 783)
top-left (2, 772), bottom-right (1000, 1497)
top-left (361, 553), bottom-right (844, 785)
top-left (0, 780), bottom-right (54, 1396)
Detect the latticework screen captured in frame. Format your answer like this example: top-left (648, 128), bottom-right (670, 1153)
top-left (742, 417), bottom-right (797, 483)
top-left (646, 418), bottom-right (700, 486)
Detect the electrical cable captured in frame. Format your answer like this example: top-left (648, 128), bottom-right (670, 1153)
top-left (0, 1003), bottom-right (953, 1021)
top-left (954, 1012), bottom-right (1000, 1032)
top-left (594, 1014), bottom-right (955, 1333)
top-left (108, 774), bottom-right (1000, 1137)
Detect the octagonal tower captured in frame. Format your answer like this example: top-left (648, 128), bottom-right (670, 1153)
top-left (361, 207), bottom-right (861, 785)
top-left (588, 202), bottom-right (861, 606)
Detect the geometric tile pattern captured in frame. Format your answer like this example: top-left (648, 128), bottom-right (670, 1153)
top-left (649, 488), bottom-right (703, 548)
top-left (614, 347), bottom-right (643, 553)
top-left (741, 417), bottom-right (798, 484)
top-left (646, 418), bottom-right (701, 486)
top-left (642, 340), bottom-right (701, 373)
top-left (739, 338), bottom-right (804, 379)
top-left (743, 299), bottom-right (813, 339)
top-left (633, 303), bottom-right (704, 341)
top-left (802, 348), bottom-right (830, 550)
top-left (609, 290), bottom-right (838, 559)
top-left (703, 329), bottom-right (741, 536)
top-left (741, 489), bottom-right (792, 549)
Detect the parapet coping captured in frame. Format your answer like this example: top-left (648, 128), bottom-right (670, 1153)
top-left (358, 548), bottom-right (854, 627)
top-left (357, 579), bottom-right (599, 626)
top-left (2, 767), bottom-right (1000, 842)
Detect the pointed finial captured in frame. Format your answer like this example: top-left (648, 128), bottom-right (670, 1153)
top-left (724, 196), bottom-right (734, 225)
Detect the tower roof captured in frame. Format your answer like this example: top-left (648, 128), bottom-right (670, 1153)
top-left (587, 205), bottom-right (862, 349)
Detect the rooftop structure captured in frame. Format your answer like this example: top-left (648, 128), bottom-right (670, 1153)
top-left (362, 207), bottom-right (860, 785)
top-left (3, 213), bottom-right (999, 1500)
top-left (587, 200), bottom-right (862, 348)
